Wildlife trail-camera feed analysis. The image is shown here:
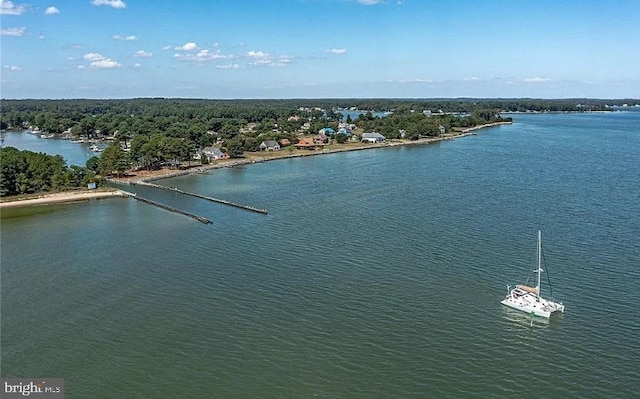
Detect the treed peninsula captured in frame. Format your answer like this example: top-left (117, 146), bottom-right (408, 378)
top-left (0, 98), bottom-right (633, 203)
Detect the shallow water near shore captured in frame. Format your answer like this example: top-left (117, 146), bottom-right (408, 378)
top-left (2, 112), bottom-right (639, 398)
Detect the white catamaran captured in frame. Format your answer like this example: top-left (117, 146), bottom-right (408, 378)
top-left (501, 231), bottom-right (565, 318)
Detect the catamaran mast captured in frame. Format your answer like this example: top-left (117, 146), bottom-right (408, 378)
top-left (536, 230), bottom-right (542, 297)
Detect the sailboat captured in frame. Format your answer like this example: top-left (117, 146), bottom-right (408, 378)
top-left (501, 231), bottom-right (565, 318)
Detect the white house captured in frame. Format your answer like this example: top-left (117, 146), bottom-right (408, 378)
top-left (259, 140), bottom-right (281, 151)
top-left (202, 146), bottom-right (228, 161)
top-left (361, 132), bottom-right (386, 143)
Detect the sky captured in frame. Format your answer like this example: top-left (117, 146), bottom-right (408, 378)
top-left (1, 0), bottom-right (639, 99)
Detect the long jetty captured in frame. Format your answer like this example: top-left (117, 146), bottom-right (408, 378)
top-left (129, 194), bottom-right (212, 224)
top-left (132, 181), bottom-right (268, 215)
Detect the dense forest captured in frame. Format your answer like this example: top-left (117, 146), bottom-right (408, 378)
top-left (0, 147), bottom-right (100, 196)
top-left (0, 98), bottom-right (630, 196)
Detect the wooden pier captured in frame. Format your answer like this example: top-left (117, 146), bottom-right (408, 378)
top-left (133, 182), bottom-right (268, 214)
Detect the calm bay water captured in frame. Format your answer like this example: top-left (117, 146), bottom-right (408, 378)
top-left (1, 131), bottom-right (98, 167)
top-left (1, 113), bottom-right (639, 398)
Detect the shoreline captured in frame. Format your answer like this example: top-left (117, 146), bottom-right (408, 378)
top-left (0, 189), bottom-right (127, 209)
top-left (1, 122), bottom-right (510, 208)
top-left (111, 121), bottom-right (511, 184)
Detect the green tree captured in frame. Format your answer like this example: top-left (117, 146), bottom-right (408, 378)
top-left (99, 144), bottom-right (130, 177)
top-left (225, 139), bottom-right (245, 158)
top-left (86, 156), bottom-right (101, 172)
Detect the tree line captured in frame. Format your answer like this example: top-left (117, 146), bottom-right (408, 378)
top-left (0, 147), bottom-right (100, 197)
top-left (0, 98), bottom-right (622, 192)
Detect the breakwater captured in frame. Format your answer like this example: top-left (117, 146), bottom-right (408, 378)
top-left (129, 194), bottom-right (212, 224)
top-left (131, 181), bottom-right (268, 214)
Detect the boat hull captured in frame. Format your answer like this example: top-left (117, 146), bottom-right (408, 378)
top-left (501, 293), bottom-right (565, 318)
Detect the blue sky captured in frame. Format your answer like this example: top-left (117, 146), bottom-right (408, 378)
top-left (1, 0), bottom-right (639, 99)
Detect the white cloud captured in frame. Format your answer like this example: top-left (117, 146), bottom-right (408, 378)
top-left (171, 45), bottom-right (291, 67)
top-left (197, 49), bottom-right (232, 60)
top-left (175, 42), bottom-right (198, 51)
top-left (0, 27), bottom-right (25, 36)
top-left (247, 51), bottom-right (292, 67)
top-left (82, 53), bottom-right (121, 68)
top-left (327, 48), bottom-right (347, 55)
top-left (84, 52), bottom-right (106, 61)
top-left (247, 52), bottom-right (272, 66)
top-left (90, 59), bottom-right (121, 69)
top-left (173, 49), bottom-right (234, 62)
top-left (523, 77), bottom-right (551, 83)
top-left (134, 50), bottom-right (152, 58)
top-left (44, 6), bottom-right (59, 14)
top-left (3, 64), bottom-right (22, 71)
top-left (162, 45), bottom-right (172, 50)
top-left (216, 63), bottom-right (241, 70)
top-left (113, 34), bottom-right (137, 41)
top-left (133, 62), bottom-right (141, 68)
top-left (464, 76), bottom-right (480, 81)
top-left (247, 50), bottom-right (268, 59)
top-left (354, 0), bottom-right (382, 5)
top-left (91, 0), bottom-right (126, 9)
top-left (274, 56), bottom-right (292, 66)
top-left (0, 1), bottom-right (26, 15)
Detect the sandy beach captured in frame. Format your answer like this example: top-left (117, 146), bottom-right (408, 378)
top-left (0, 189), bottom-right (128, 209)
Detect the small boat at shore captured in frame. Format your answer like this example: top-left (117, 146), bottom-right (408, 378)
top-left (90, 144), bottom-right (103, 152)
top-left (501, 231), bottom-right (565, 318)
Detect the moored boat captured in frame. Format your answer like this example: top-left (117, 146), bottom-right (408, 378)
top-left (501, 231), bottom-right (565, 318)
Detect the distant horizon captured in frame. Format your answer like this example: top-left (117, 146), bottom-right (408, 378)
top-left (2, 0), bottom-right (639, 99)
top-left (2, 96), bottom-right (639, 102)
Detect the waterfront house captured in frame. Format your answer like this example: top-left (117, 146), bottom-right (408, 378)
top-left (338, 122), bottom-right (356, 132)
top-left (362, 132), bottom-right (386, 143)
top-left (319, 127), bottom-right (335, 135)
top-left (315, 133), bottom-right (329, 144)
top-left (259, 140), bottom-right (281, 151)
top-left (202, 146), bottom-right (229, 161)
top-left (280, 138), bottom-right (291, 147)
top-left (294, 137), bottom-right (318, 150)
top-left (439, 124), bottom-right (446, 134)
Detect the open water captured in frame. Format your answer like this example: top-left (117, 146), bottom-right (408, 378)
top-left (1, 113), bottom-right (639, 398)
top-left (1, 131), bottom-right (99, 167)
